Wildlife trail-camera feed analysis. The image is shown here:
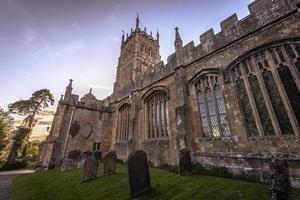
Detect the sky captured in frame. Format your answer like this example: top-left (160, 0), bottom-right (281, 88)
top-left (0, 0), bottom-right (255, 111)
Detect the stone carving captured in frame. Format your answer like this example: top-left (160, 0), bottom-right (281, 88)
top-left (61, 158), bottom-right (77, 172)
top-left (81, 155), bottom-right (99, 183)
top-left (79, 122), bottom-right (93, 139)
top-left (103, 150), bottom-right (117, 176)
top-left (269, 158), bottom-right (291, 200)
top-left (127, 150), bottom-right (152, 198)
top-left (179, 148), bottom-right (192, 176)
top-left (69, 121), bottom-right (80, 138)
top-left (68, 150), bottom-right (81, 160)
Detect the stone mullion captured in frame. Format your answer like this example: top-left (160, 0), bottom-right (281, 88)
top-left (125, 106), bottom-right (129, 141)
top-left (144, 103), bottom-right (148, 140)
top-left (162, 97), bottom-right (167, 137)
top-left (155, 94), bottom-right (160, 138)
top-left (157, 93), bottom-right (162, 138)
top-left (151, 98), bottom-right (155, 138)
top-left (210, 77), bottom-right (223, 137)
top-left (149, 100), bottom-right (152, 138)
top-left (291, 44), bottom-right (300, 57)
top-left (240, 62), bottom-right (265, 137)
top-left (120, 108), bottom-right (124, 141)
top-left (250, 56), bottom-right (281, 136)
top-left (116, 112), bottom-right (120, 141)
top-left (165, 98), bottom-right (170, 136)
top-left (266, 50), bottom-right (300, 136)
top-left (280, 45), bottom-right (300, 91)
top-left (160, 98), bottom-right (165, 137)
top-left (204, 87), bottom-right (213, 137)
top-left (153, 94), bottom-right (158, 138)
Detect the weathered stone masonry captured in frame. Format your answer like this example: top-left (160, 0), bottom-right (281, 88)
top-left (42, 0), bottom-right (300, 188)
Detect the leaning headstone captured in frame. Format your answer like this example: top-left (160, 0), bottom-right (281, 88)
top-left (179, 148), bottom-right (192, 176)
top-left (103, 150), bottom-right (117, 176)
top-left (77, 151), bottom-right (92, 168)
top-left (127, 150), bottom-right (152, 198)
top-left (81, 155), bottom-right (99, 183)
top-left (269, 158), bottom-right (291, 200)
top-left (61, 158), bottom-right (76, 172)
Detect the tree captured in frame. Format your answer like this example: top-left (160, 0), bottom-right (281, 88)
top-left (8, 89), bottom-right (54, 128)
top-left (0, 108), bottom-right (14, 156)
top-left (7, 89), bottom-right (54, 161)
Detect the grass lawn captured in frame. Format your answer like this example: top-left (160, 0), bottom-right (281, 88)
top-left (12, 164), bottom-right (300, 200)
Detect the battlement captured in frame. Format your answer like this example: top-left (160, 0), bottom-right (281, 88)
top-left (135, 0), bottom-right (299, 91)
top-left (194, 0), bottom-right (299, 58)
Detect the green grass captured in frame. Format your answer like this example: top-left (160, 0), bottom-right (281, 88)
top-left (12, 164), bottom-right (300, 200)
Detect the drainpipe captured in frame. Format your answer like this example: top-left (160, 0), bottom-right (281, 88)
top-left (62, 106), bottom-right (75, 159)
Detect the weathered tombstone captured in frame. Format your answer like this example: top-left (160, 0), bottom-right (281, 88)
top-left (78, 151), bottom-right (92, 168)
top-left (61, 158), bottom-right (77, 172)
top-left (81, 155), bottom-right (99, 183)
top-left (103, 150), bottom-right (117, 176)
top-left (269, 158), bottom-right (291, 200)
top-left (179, 148), bottom-right (192, 176)
top-left (127, 150), bottom-right (152, 198)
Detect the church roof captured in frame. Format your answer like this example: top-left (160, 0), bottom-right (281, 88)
top-left (80, 88), bottom-right (97, 102)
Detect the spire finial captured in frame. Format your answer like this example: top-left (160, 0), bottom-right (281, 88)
top-left (174, 27), bottom-right (183, 50)
top-left (121, 30), bottom-right (125, 43)
top-left (89, 88), bottom-right (92, 93)
top-left (68, 79), bottom-right (73, 88)
top-left (156, 28), bottom-right (159, 42)
top-left (136, 13), bottom-right (140, 29)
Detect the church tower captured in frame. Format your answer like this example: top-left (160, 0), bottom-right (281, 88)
top-left (113, 15), bottom-right (161, 93)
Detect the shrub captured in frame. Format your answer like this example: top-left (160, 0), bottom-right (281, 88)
top-left (0, 161), bottom-right (28, 171)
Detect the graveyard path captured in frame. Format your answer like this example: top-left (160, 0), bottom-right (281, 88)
top-left (0, 169), bottom-right (35, 200)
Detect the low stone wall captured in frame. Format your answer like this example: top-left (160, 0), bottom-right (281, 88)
top-left (193, 152), bottom-right (300, 188)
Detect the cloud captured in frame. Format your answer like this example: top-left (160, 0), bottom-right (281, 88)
top-left (21, 28), bottom-right (36, 47)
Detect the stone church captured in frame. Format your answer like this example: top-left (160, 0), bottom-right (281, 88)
top-left (40, 0), bottom-right (300, 187)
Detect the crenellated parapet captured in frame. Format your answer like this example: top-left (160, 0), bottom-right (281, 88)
top-left (137, 0), bottom-right (299, 86)
top-left (193, 0), bottom-right (299, 59)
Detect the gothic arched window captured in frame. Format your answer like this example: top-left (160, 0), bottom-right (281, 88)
top-left (145, 91), bottom-right (169, 139)
top-left (194, 75), bottom-right (231, 137)
top-left (116, 103), bottom-right (131, 141)
top-left (229, 42), bottom-right (300, 137)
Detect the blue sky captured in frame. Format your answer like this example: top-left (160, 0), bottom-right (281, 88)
top-left (0, 0), bottom-right (254, 110)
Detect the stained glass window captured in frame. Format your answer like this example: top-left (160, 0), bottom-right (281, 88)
top-left (145, 91), bottom-right (169, 139)
top-left (278, 65), bottom-right (300, 125)
top-left (248, 75), bottom-right (275, 135)
top-left (116, 104), bottom-right (131, 141)
top-left (195, 75), bottom-right (231, 137)
top-left (236, 79), bottom-right (259, 136)
top-left (262, 71), bottom-right (294, 135)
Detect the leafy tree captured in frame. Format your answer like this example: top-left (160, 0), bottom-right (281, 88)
top-left (9, 89), bottom-right (54, 128)
top-left (7, 89), bottom-right (54, 161)
top-left (0, 107), bottom-right (14, 161)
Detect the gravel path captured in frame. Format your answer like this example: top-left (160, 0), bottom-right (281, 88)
top-left (0, 169), bottom-right (35, 200)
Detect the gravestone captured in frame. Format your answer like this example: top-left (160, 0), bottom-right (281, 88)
top-left (81, 155), bottom-right (99, 183)
top-left (77, 151), bottom-right (92, 168)
top-left (179, 148), bottom-right (192, 176)
top-left (269, 158), bottom-right (291, 200)
top-left (127, 150), bottom-right (152, 198)
top-left (103, 150), bottom-right (117, 176)
top-left (61, 158), bottom-right (76, 172)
